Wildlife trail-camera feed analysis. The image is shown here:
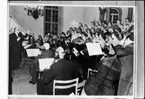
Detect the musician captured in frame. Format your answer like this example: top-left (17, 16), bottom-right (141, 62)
top-left (83, 32), bottom-right (122, 95)
top-left (86, 29), bottom-right (93, 39)
top-left (55, 42), bottom-right (65, 59)
top-left (91, 20), bottom-right (96, 28)
top-left (81, 32), bottom-right (88, 42)
top-left (37, 48), bottom-right (81, 95)
top-left (37, 35), bottom-right (43, 46)
top-left (109, 32), bottom-right (134, 95)
top-left (36, 35), bottom-right (50, 51)
top-left (21, 34), bottom-right (53, 83)
top-left (9, 27), bottom-right (25, 94)
top-left (78, 22), bottom-right (84, 32)
top-left (29, 42), bottom-right (54, 84)
top-left (9, 27), bottom-right (23, 71)
top-left (107, 21), bottom-right (114, 33)
top-left (117, 19), bottom-right (124, 31)
top-left (124, 18), bottom-right (132, 32)
top-left (30, 35), bottom-right (36, 48)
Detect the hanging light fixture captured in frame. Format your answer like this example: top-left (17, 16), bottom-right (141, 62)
top-left (24, 5), bottom-right (44, 20)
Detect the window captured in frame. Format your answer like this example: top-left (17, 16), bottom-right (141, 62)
top-left (44, 6), bottom-right (59, 35)
top-left (109, 8), bottom-right (119, 24)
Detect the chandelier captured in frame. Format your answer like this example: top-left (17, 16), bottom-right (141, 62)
top-left (24, 5), bottom-right (44, 20)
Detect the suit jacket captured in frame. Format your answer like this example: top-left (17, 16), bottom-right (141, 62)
top-left (9, 33), bottom-right (22, 70)
top-left (113, 43), bottom-right (133, 95)
top-left (37, 58), bottom-right (81, 95)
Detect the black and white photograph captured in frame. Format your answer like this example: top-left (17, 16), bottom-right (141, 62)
top-left (6, 1), bottom-right (144, 99)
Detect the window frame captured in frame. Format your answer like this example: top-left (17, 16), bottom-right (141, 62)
top-left (110, 8), bottom-right (120, 24)
top-left (44, 6), bottom-right (59, 36)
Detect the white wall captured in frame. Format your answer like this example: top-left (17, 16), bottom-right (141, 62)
top-left (83, 7), bottom-right (100, 26)
top-left (62, 6), bottom-right (132, 32)
top-left (62, 7), bottom-right (85, 32)
top-left (121, 7), bottom-right (129, 24)
top-left (9, 5), bottom-right (133, 38)
top-left (62, 6), bottom-right (101, 32)
top-left (9, 6), bottom-right (44, 39)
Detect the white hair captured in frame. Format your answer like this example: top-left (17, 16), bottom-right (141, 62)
top-left (43, 43), bottom-right (50, 50)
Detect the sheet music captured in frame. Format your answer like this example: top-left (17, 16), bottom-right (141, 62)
top-left (39, 58), bottom-right (54, 71)
top-left (86, 43), bottom-right (103, 56)
top-left (26, 49), bottom-right (41, 57)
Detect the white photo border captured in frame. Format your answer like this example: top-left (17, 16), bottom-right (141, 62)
top-left (8, 2), bottom-right (137, 99)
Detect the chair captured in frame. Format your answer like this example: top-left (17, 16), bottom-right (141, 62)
top-left (87, 68), bottom-right (98, 78)
top-left (53, 78), bottom-right (79, 95)
top-left (77, 80), bottom-right (86, 95)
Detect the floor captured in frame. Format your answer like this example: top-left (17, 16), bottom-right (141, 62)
top-left (12, 66), bottom-right (87, 95)
top-left (12, 66), bottom-right (37, 95)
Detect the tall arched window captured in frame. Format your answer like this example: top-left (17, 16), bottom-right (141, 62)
top-left (44, 6), bottom-right (61, 36)
top-left (109, 8), bottom-right (119, 24)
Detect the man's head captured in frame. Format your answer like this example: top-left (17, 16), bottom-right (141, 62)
top-left (125, 17), bottom-right (131, 25)
top-left (63, 48), bottom-right (71, 60)
top-left (14, 27), bottom-right (20, 35)
top-left (81, 32), bottom-right (88, 39)
top-left (43, 35), bottom-right (49, 43)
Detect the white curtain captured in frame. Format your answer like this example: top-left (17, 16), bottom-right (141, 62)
top-left (9, 15), bottom-right (26, 34)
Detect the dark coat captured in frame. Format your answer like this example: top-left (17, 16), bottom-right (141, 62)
top-left (37, 58), bottom-right (81, 95)
top-left (84, 55), bottom-right (121, 95)
top-left (113, 43), bottom-right (134, 95)
top-left (9, 33), bottom-right (22, 70)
